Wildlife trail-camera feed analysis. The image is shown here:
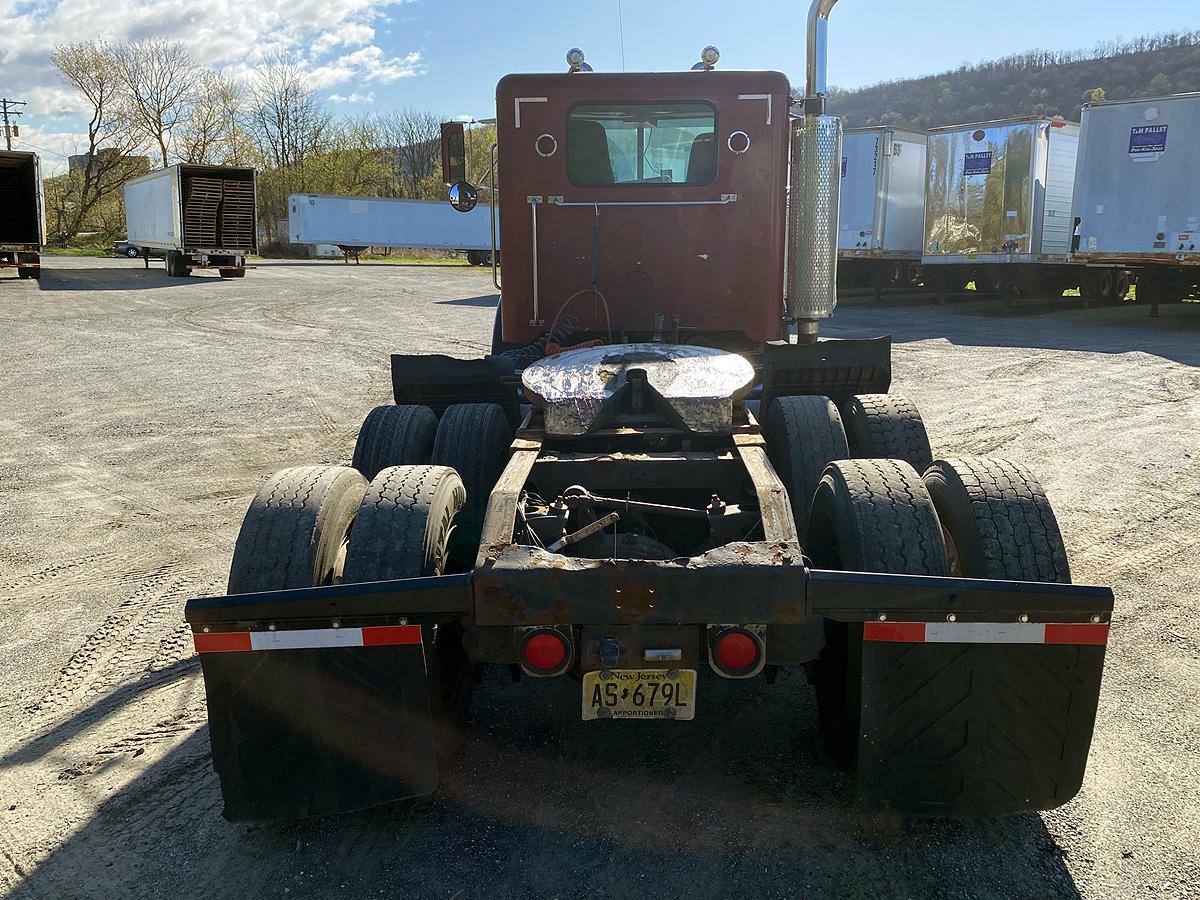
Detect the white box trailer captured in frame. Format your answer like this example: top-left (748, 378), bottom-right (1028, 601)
top-left (1072, 93), bottom-right (1200, 307)
top-left (0, 150), bottom-right (45, 280)
top-left (922, 116), bottom-right (1083, 298)
top-left (838, 127), bottom-right (927, 290)
top-left (288, 195), bottom-right (498, 265)
top-left (124, 164), bottom-right (257, 277)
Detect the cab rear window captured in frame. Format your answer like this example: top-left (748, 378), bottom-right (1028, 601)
top-left (567, 101), bottom-right (717, 187)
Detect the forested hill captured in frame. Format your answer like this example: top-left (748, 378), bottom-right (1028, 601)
top-left (827, 32), bottom-right (1200, 129)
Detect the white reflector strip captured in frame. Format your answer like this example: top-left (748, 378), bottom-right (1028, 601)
top-left (249, 628), bottom-right (364, 651)
top-left (924, 622), bottom-right (1046, 644)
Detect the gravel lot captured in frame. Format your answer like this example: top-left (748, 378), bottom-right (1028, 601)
top-left (1, 256), bottom-right (1198, 899)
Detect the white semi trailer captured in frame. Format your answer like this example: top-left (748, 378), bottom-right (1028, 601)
top-left (288, 195), bottom-right (498, 265)
top-left (922, 116), bottom-right (1085, 301)
top-left (1072, 92), bottom-right (1200, 312)
top-left (124, 164), bottom-right (257, 277)
top-left (837, 127), bottom-right (927, 294)
top-left (0, 150), bottom-right (45, 280)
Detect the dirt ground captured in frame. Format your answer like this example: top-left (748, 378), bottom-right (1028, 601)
top-left (0, 256), bottom-right (1197, 900)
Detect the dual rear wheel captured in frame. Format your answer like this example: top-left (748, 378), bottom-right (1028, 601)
top-left (228, 402), bottom-right (514, 751)
top-left (763, 392), bottom-right (1071, 764)
top-left (804, 453), bottom-right (1072, 765)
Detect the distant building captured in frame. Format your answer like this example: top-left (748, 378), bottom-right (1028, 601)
top-left (68, 149), bottom-right (151, 177)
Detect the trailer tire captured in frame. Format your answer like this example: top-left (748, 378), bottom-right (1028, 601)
top-left (227, 465), bottom-right (368, 594)
top-left (342, 465), bottom-right (474, 735)
top-left (166, 250), bottom-right (191, 277)
top-left (806, 459), bottom-right (949, 766)
top-left (840, 393), bottom-right (933, 472)
top-left (351, 404), bottom-right (438, 479)
top-left (1108, 271), bottom-right (1131, 304)
top-left (763, 396), bottom-right (849, 545)
top-left (1081, 268), bottom-right (1113, 305)
top-left (433, 403), bottom-right (512, 563)
top-left (923, 457), bottom-right (1070, 583)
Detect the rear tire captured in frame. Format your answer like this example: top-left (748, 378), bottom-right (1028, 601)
top-left (351, 404), bottom-right (438, 479)
top-left (763, 395), bottom-right (849, 546)
top-left (923, 457), bottom-right (1070, 583)
top-left (227, 465), bottom-right (367, 594)
top-left (1108, 271), bottom-right (1131, 304)
top-left (166, 250), bottom-right (191, 277)
top-left (1081, 268), bottom-right (1112, 305)
top-left (343, 465), bottom-right (466, 582)
top-left (342, 465), bottom-right (473, 742)
top-left (841, 393), bottom-right (933, 472)
top-left (125, 246), bottom-right (140, 258)
top-left (806, 459), bottom-right (949, 766)
top-left (432, 403), bottom-right (512, 564)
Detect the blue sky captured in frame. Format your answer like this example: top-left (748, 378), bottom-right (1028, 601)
top-left (389, 0), bottom-right (1197, 119)
top-left (4, 0), bottom-right (1195, 169)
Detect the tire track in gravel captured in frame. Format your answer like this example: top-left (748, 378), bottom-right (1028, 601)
top-left (26, 565), bottom-right (191, 717)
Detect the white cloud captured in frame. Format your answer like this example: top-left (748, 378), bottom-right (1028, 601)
top-left (0, 0), bottom-right (426, 155)
top-left (328, 91), bottom-right (376, 104)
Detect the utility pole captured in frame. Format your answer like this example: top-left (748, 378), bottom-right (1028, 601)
top-left (1, 98), bottom-right (27, 151)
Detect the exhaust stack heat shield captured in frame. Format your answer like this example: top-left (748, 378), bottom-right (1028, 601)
top-left (787, 113), bottom-right (842, 320)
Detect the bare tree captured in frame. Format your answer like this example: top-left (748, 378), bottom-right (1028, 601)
top-left (49, 40), bottom-right (147, 243)
top-left (176, 72), bottom-right (246, 165)
top-left (245, 56), bottom-right (331, 173)
top-left (117, 39), bottom-right (198, 167)
top-left (378, 108), bottom-right (441, 198)
top-left (244, 56), bottom-right (333, 230)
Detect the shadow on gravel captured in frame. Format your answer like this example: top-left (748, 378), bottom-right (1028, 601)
top-left (32, 268), bottom-right (217, 291)
top-left (8, 666), bottom-right (1083, 900)
top-left (436, 294), bottom-right (500, 307)
top-left (0, 658), bottom-right (197, 771)
top-left (831, 292), bottom-right (1200, 367)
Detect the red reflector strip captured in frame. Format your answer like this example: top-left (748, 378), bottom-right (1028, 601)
top-left (193, 624), bottom-right (423, 653)
top-left (361, 624), bottom-right (423, 646)
top-left (1045, 623), bottom-right (1109, 645)
top-left (864, 621), bottom-right (1109, 646)
top-left (193, 631), bottom-right (253, 653)
top-left (863, 621), bottom-right (926, 643)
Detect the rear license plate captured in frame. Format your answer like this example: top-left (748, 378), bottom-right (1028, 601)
top-left (581, 669), bottom-right (696, 721)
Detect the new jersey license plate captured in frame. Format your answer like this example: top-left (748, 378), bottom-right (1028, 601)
top-left (581, 669), bottom-right (696, 721)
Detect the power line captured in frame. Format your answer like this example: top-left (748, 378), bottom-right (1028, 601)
top-left (1, 98), bottom-right (27, 151)
top-left (14, 139), bottom-right (68, 159)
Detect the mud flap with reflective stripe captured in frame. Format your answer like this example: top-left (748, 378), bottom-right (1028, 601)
top-left (856, 622), bottom-right (1108, 815)
top-left (196, 626), bottom-right (437, 822)
top-left (186, 575), bottom-right (474, 822)
top-left (805, 569), bottom-right (1114, 816)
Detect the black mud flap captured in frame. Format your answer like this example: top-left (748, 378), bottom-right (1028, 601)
top-left (807, 569), bottom-right (1114, 816)
top-left (857, 631), bottom-right (1107, 815)
top-left (760, 336), bottom-right (892, 411)
top-left (390, 354), bottom-right (522, 428)
top-left (185, 575), bottom-right (472, 822)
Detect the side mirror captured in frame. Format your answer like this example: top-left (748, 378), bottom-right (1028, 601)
top-left (441, 122), bottom-right (466, 186)
top-left (448, 182), bottom-right (478, 212)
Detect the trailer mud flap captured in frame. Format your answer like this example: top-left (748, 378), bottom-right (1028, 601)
top-left (806, 569), bottom-right (1114, 816)
top-left (186, 575), bottom-right (473, 821)
top-left (857, 626), bottom-right (1107, 815)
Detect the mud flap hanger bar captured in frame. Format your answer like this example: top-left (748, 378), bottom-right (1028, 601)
top-left (805, 569), bottom-right (1115, 622)
top-left (184, 573), bottom-right (473, 626)
top-left (184, 569), bottom-right (1113, 629)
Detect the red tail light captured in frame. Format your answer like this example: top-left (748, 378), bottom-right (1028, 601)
top-left (519, 628), bottom-right (573, 677)
top-left (710, 626), bottom-right (764, 678)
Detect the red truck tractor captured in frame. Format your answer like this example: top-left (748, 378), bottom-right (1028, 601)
top-left (186, 1), bottom-right (1112, 822)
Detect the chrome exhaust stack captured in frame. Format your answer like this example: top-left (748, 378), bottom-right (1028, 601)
top-left (786, 0), bottom-right (843, 341)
